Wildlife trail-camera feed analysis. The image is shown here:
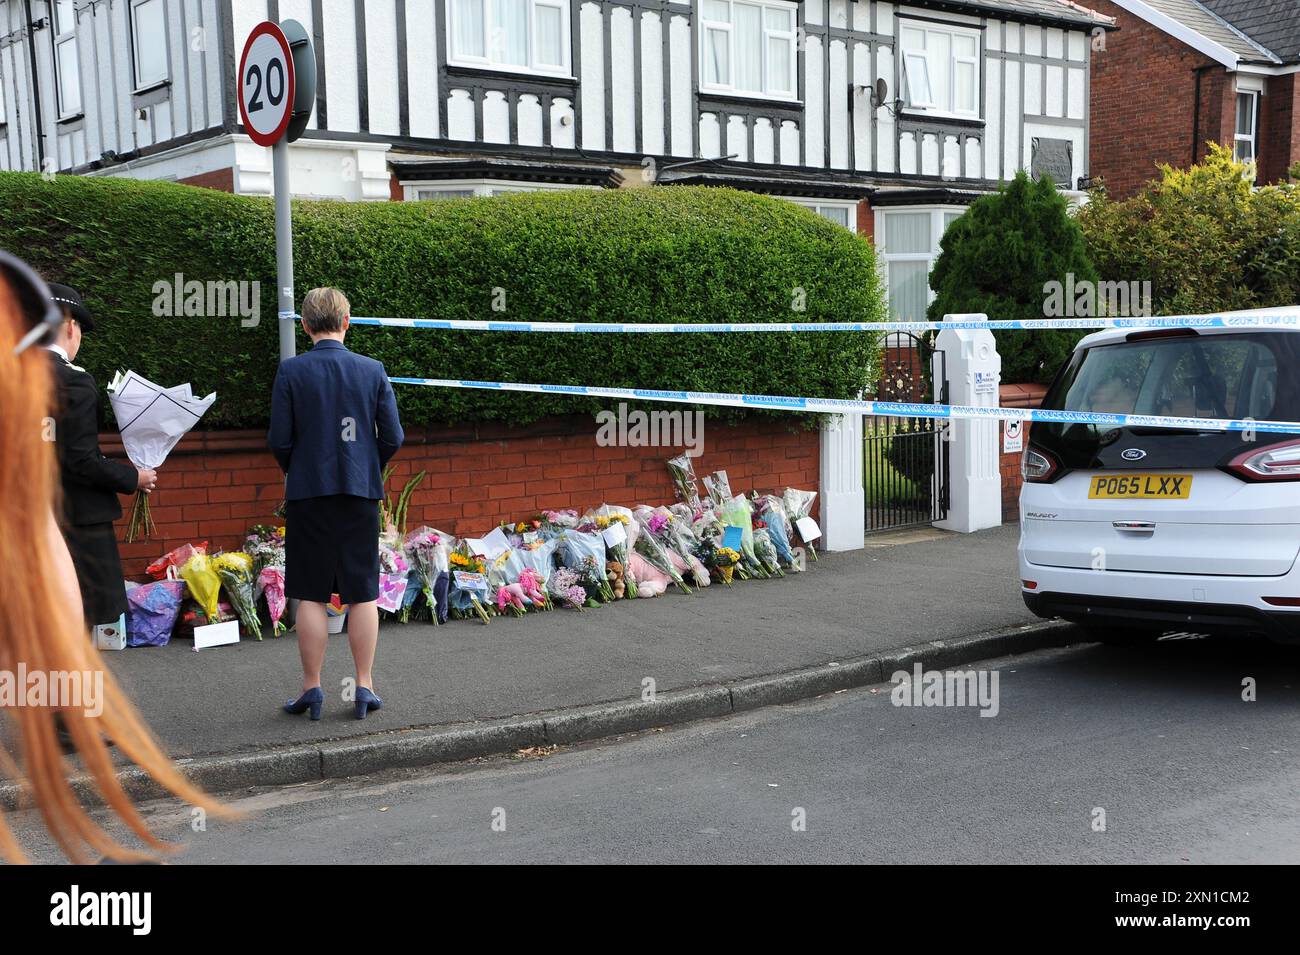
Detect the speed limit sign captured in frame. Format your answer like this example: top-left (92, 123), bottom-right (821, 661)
top-left (237, 21), bottom-right (295, 147)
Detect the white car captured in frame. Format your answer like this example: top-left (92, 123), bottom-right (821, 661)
top-left (1018, 322), bottom-right (1300, 644)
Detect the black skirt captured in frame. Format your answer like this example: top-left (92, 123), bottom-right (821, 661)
top-left (285, 495), bottom-right (381, 604)
top-left (64, 522), bottom-right (128, 627)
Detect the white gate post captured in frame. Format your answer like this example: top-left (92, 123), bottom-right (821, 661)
top-left (934, 318), bottom-right (1003, 533)
top-left (819, 413), bottom-right (865, 551)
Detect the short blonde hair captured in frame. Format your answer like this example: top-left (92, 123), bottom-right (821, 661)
top-left (301, 287), bottom-right (350, 334)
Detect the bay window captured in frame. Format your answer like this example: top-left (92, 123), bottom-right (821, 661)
top-left (701, 0), bottom-right (797, 100)
top-left (448, 0), bottom-right (570, 76)
top-left (900, 22), bottom-right (980, 119)
top-left (877, 209), bottom-right (964, 322)
top-left (131, 0), bottom-right (170, 90)
top-left (52, 0), bottom-right (81, 118)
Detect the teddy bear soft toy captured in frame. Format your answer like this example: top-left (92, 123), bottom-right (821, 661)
top-left (628, 552), bottom-right (669, 597)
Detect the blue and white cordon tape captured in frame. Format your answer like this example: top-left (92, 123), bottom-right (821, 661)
top-left (276, 309), bottom-right (1300, 433)
top-left (390, 377), bottom-right (1300, 435)
top-left (350, 311), bottom-right (1300, 334)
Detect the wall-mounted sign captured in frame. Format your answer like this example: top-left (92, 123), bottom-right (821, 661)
top-left (1031, 137), bottom-right (1073, 188)
top-left (1004, 419), bottom-right (1024, 454)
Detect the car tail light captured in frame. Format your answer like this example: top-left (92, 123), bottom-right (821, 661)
top-left (1263, 596), bottom-right (1300, 607)
top-left (1022, 445), bottom-right (1060, 483)
top-left (1022, 580), bottom-right (1038, 590)
top-left (1225, 439), bottom-right (1300, 482)
top-left (1125, 328), bottom-right (1199, 343)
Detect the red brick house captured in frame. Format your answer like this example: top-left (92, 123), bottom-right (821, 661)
top-left (1089, 0), bottom-right (1300, 198)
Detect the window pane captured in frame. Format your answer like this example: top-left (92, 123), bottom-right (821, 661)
top-left (133, 0), bottom-right (168, 86)
top-left (417, 189), bottom-right (477, 200)
top-left (535, 3), bottom-right (563, 67)
top-left (1235, 139), bottom-right (1254, 162)
top-left (888, 260), bottom-right (931, 322)
top-left (765, 7), bottom-right (792, 31)
top-left (930, 32), bottom-right (951, 111)
top-left (955, 60), bottom-right (976, 112)
top-left (57, 39), bottom-right (80, 114)
top-left (904, 53), bottom-right (932, 105)
top-left (453, 0), bottom-right (485, 57)
top-left (818, 206), bottom-right (851, 228)
top-left (56, 0), bottom-right (75, 34)
top-left (704, 0), bottom-right (730, 22)
top-left (704, 27), bottom-right (729, 85)
top-left (767, 35), bottom-right (792, 93)
top-left (734, 3), bottom-right (762, 92)
top-left (901, 26), bottom-right (925, 52)
top-left (491, 0), bottom-right (528, 66)
top-left (885, 212), bottom-right (931, 254)
top-left (954, 34), bottom-right (977, 58)
top-left (1236, 92), bottom-right (1254, 137)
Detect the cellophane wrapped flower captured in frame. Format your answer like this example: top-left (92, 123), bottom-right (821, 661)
top-left (559, 531), bottom-right (615, 603)
top-left (257, 565), bottom-right (287, 635)
top-left (754, 494), bottom-right (798, 569)
top-left (213, 551), bottom-right (262, 639)
top-left (782, 487), bottom-right (820, 561)
top-left (631, 518), bottom-right (692, 595)
top-left (548, 566), bottom-right (590, 611)
top-left (404, 526), bottom-right (451, 623)
top-left (752, 524), bottom-right (785, 577)
top-left (666, 453), bottom-right (703, 508)
top-left (243, 524), bottom-right (286, 578)
top-left (717, 495), bottom-right (767, 578)
top-left (449, 547), bottom-right (492, 624)
top-left (582, 505), bottom-right (638, 599)
top-left (702, 470), bottom-right (733, 507)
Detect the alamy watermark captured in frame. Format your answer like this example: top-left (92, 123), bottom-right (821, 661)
top-left (891, 663), bottom-right (1000, 717)
top-left (595, 402), bottom-right (705, 457)
top-left (152, 272), bottom-right (261, 327)
top-left (0, 665), bottom-right (104, 717)
top-left (1043, 273), bottom-right (1151, 318)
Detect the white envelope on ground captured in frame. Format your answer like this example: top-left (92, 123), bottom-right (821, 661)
top-left (193, 619), bottom-right (240, 651)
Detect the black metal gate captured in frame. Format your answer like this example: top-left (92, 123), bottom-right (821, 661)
top-left (864, 332), bottom-right (950, 532)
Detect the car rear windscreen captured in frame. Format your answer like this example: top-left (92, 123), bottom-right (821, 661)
top-left (1034, 331), bottom-right (1300, 470)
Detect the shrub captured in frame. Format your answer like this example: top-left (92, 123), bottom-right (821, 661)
top-left (0, 173), bottom-right (887, 430)
top-left (927, 171), bottom-right (1098, 384)
top-left (1077, 144), bottom-right (1300, 317)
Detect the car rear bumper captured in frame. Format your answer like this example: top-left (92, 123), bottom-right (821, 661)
top-left (1021, 590), bottom-right (1300, 642)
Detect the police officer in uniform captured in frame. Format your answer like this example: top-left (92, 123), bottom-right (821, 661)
top-left (45, 283), bottom-right (156, 631)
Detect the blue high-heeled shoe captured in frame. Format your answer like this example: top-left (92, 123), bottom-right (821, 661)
top-left (284, 687), bottom-right (324, 721)
top-left (355, 686), bottom-right (383, 721)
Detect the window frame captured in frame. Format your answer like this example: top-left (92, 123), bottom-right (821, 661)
top-left (403, 178), bottom-right (589, 201)
top-left (699, 0), bottom-right (799, 103)
top-left (129, 0), bottom-right (172, 92)
top-left (1234, 89), bottom-right (1259, 169)
top-left (790, 198), bottom-right (859, 232)
top-left (874, 206), bottom-right (968, 322)
top-left (51, 0), bottom-right (82, 120)
top-left (899, 19), bottom-right (982, 121)
top-left (446, 0), bottom-right (573, 79)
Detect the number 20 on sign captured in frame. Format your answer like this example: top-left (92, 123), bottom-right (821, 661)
top-left (237, 22), bottom-right (295, 148)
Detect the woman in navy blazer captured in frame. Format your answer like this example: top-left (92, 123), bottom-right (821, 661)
top-left (269, 288), bottom-right (403, 721)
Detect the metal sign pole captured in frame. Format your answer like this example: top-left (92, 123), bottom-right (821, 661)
top-left (273, 136), bottom-right (295, 362)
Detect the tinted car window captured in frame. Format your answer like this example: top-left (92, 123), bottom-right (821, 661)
top-left (1033, 332), bottom-right (1300, 472)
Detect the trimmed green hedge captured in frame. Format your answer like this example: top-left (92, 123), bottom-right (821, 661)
top-left (0, 173), bottom-right (886, 430)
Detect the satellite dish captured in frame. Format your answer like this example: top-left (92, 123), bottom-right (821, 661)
top-left (875, 78), bottom-right (889, 106)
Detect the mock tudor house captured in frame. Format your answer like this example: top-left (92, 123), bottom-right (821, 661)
top-left (1089, 0), bottom-right (1300, 198)
top-left (0, 0), bottom-right (1114, 321)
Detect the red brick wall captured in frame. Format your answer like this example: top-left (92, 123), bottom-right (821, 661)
top-left (1089, 0), bottom-right (1227, 199)
top-left (178, 167), bottom-right (236, 192)
top-left (107, 416), bottom-right (820, 577)
top-left (1259, 73), bottom-right (1300, 186)
top-left (999, 383), bottom-right (1048, 522)
top-left (857, 198), bottom-right (873, 240)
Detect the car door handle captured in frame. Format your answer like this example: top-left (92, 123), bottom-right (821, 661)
top-left (1113, 521), bottom-right (1156, 531)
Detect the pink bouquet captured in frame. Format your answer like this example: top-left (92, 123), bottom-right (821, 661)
top-left (548, 566), bottom-right (590, 611)
top-left (256, 565), bottom-right (287, 636)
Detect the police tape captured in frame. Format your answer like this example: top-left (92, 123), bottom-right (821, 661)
top-left (389, 377), bottom-right (1300, 435)
top-left (352, 312), bottom-right (1300, 334)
